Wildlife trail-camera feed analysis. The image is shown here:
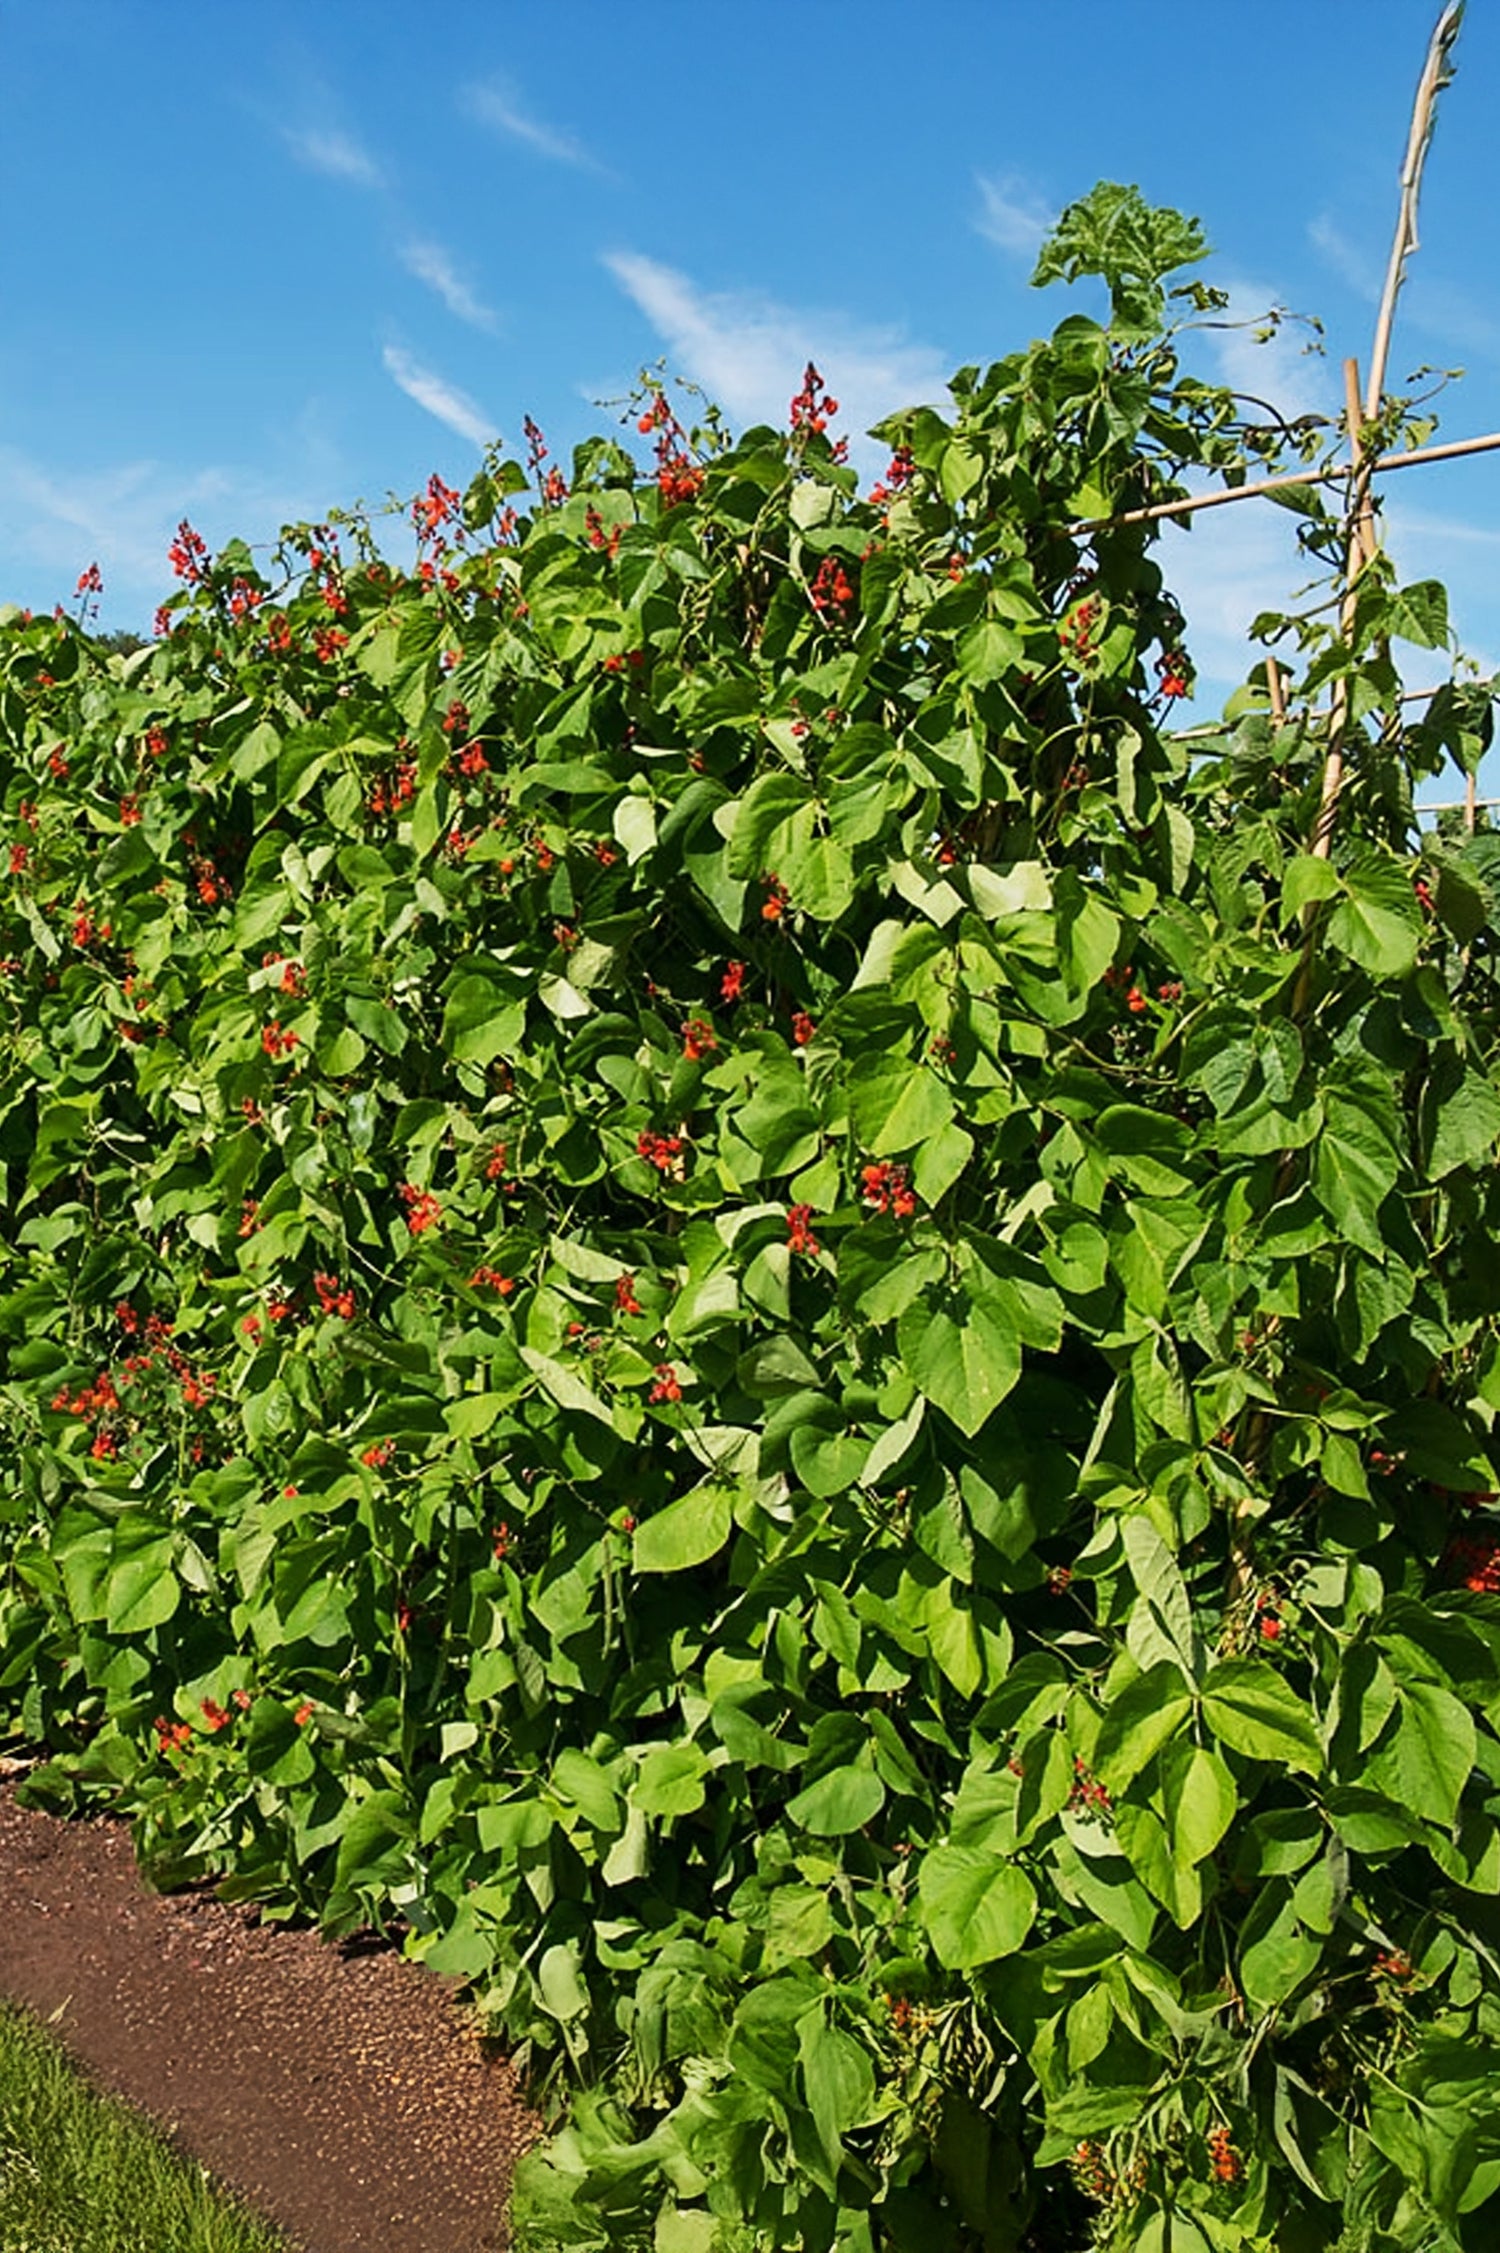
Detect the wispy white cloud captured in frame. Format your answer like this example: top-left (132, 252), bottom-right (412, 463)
top-left (0, 444), bottom-right (332, 626)
top-left (462, 78), bottom-right (600, 171)
top-left (1308, 213), bottom-right (1381, 303)
top-left (602, 252), bottom-right (949, 456)
top-left (381, 345), bottom-right (498, 448)
top-left (398, 238), bottom-right (498, 332)
top-left (975, 171), bottom-right (1055, 260)
top-left (1311, 213), bottom-right (1499, 366)
top-left (282, 124), bottom-right (384, 190)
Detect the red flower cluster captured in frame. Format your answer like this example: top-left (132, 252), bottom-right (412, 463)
top-left (312, 626), bottom-right (347, 663)
top-left (649, 1363), bottom-right (683, 1404)
top-left (1068, 1759), bottom-right (1112, 1817)
top-left (1373, 1948), bottom-right (1414, 1981)
top-left (76, 561), bottom-right (103, 596)
top-left (720, 959), bottom-right (746, 1003)
top-left (615, 1272), bottom-right (643, 1316)
top-left (681, 1017), bottom-right (717, 1061)
top-left (637, 1131), bottom-right (684, 1174)
top-left (413, 473), bottom-right (461, 540)
top-left (1206, 2124), bottom-right (1241, 2185)
top-left (154, 1715), bottom-right (193, 1754)
top-left (636, 389), bottom-right (703, 506)
top-left (585, 505), bottom-right (622, 559)
top-left (313, 1271), bottom-right (356, 1319)
top-left (168, 520), bottom-right (209, 583)
top-left (1059, 593), bottom-right (1100, 664)
top-left (399, 1182), bottom-right (442, 1234)
top-left (861, 1161), bottom-right (916, 1219)
top-left (468, 1266), bottom-right (515, 1295)
top-left (789, 362), bottom-right (839, 436)
top-left (809, 556), bottom-right (856, 613)
top-left (261, 1020), bottom-right (299, 1059)
top-left (1445, 1529), bottom-right (1500, 1592)
top-left (867, 447), bottom-right (915, 508)
top-left (791, 1011), bottom-right (816, 1047)
top-left (361, 1441), bottom-right (395, 1469)
top-left (787, 1204), bottom-right (821, 1257)
top-left (368, 758), bottom-right (417, 818)
top-left (761, 872), bottom-right (789, 922)
top-left (1157, 649), bottom-right (1191, 699)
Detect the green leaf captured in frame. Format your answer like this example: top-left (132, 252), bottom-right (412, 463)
top-left (105, 1520), bottom-right (179, 1635)
top-left (1428, 1065), bottom-right (1500, 1179)
top-left (1203, 1660), bottom-right (1322, 1773)
top-left (1159, 1742), bottom-right (1236, 1867)
top-left (846, 1054), bottom-right (956, 1156)
top-left (899, 1288), bottom-right (1020, 1437)
top-left (633, 1485), bottom-right (734, 1574)
top-left (1283, 853), bottom-right (1342, 918)
top-left (1326, 857), bottom-right (1422, 979)
top-left (785, 1763), bottom-right (886, 1837)
top-left (1094, 1665), bottom-right (1194, 1792)
top-left (798, 2012), bottom-right (876, 2177)
top-left (919, 1845), bottom-right (1037, 1968)
top-left (1364, 1681), bottom-right (1476, 1830)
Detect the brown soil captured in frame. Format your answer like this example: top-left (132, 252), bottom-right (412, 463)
top-left (0, 1778), bottom-right (537, 2252)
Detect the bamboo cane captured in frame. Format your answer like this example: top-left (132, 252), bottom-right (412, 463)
top-left (1069, 426), bottom-right (1500, 536)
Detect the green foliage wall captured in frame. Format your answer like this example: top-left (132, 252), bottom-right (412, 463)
top-left (3, 185), bottom-right (1500, 2252)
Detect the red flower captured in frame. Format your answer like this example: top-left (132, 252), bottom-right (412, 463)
top-left (167, 520), bottom-right (209, 583)
top-left (468, 1265), bottom-right (515, 1295)
top-left (1206, 2125), bottom-right (1241, 2185)
top-left (398, 1182), bottom-right (442, 1234)
top-left (313, 1271), bottom-right (356, 1319)
top-left (261, 1021), bottom-right (299, 1058)
top-left (615, 1272), bottom-right (643, 1316)
top-left (76, 562), bottom-right (103, 596)
top-left (293, 1701), bottom-right (314, 1726)
top-left (637, 1131), bottom-right (684, 1175)
top-left (791, 1011), bottom-right (816, 1047)
top-left (860, 1161), bottom-right (917, 1219)
top-left (761, 872), bottom-right (789, 922)
top-left (201, 1698), bottom-right (232, 1732)
top-left (787, 1204), bottom-right (821, 1257)
top-left (720, 959), bottom-right (746, 1004)
top-left (649, 1363), bottom-right (683, 1404)
top-left (681, 1017), bottom-right (717, 1061)
top-left (361, 1441), bottom-right (395, 1469)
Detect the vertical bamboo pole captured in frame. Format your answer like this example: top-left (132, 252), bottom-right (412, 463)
top-left (1265, 657), bottom-right (1287, 724)
top-left (1308, 358), bottom-right (1373, 863)
top-left (1364, 2), bottom-right (1466, 423)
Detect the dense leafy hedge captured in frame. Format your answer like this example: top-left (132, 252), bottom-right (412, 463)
top-left (4, 184), bottom-right (1500, 2250)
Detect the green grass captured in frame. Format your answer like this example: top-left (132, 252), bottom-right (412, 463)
top-left (0, 2001), bottom-right (291, 2253)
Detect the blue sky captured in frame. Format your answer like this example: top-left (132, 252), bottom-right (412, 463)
top-left (3, 0), bottom-right (1498, 749)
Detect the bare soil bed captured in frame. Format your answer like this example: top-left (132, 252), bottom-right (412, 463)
top-left (0, 1779), bottom-right (536, 2253)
